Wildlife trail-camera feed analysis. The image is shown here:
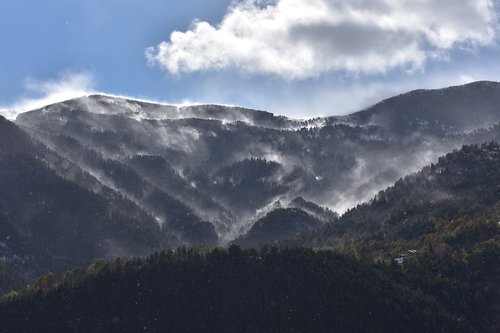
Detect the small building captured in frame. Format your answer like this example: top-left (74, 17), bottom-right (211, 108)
top-left (394, 249), bottom-right (417, 265)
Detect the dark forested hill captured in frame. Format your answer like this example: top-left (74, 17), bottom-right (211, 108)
top-left (0, 247), bottom-right (485, 333)
top-left (233, 208), bottom-right (323, 247)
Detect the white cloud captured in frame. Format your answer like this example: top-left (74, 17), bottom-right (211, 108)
top-left (146, 0), bottom-right (498, 79)
top-left (458, 73), bottom-right (476, 84)
top-left (0, 71), bottom-right (95, 120)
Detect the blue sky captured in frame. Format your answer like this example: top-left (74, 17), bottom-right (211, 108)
top-left (1, 0), bottom-right (500, 119)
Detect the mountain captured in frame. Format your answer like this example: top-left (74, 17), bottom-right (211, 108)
top-left (14, 81), bottom-right (500, 245)
top-left (1, 82), bottom-right (499, 331)
top-left (1, 81), bottom-right (499, 294)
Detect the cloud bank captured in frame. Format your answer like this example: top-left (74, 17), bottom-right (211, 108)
top-left (0, 72), bottom-right (95, 120)
top-left (146, 0), bottom-right (498, 79)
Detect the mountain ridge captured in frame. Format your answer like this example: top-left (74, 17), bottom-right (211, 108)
top-left (15, 80), bottom-right (500, 125)
top-left (338, 80), bottom-right (500, 136)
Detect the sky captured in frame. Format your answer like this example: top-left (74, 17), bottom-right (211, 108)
top-left (1, 0), bottom-right (500, 119)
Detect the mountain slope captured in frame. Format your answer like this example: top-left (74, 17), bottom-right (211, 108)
top-left (277, 142), bottom-right (500, 331)
top-left (37, 133), bottom-right (219, 245)
top-left (15, 81), bottom-right (500, 242)
top-left (0, 116), bottom-right (179, 294)
top-left (289, 142), bottom-right (500, 259)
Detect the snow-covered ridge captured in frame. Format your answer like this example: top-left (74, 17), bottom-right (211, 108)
top-left (27, 94), bottom-right (332, 131)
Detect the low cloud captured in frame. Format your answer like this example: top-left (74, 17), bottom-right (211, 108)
top-left (0, 71), bottom-right (95, 120)
top-left (146, 0), bottom-right (498, 79)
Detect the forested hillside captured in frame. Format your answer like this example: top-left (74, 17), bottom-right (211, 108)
top-left (0, 116), bottom-right (179, 294)
top-left (0, 247), bottom-right (488, 333)
top-left (289, 142), bottom-right (500, 263)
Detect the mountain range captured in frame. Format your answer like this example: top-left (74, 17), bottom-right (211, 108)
top-left (0, 81), bottom-right (499, 295)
